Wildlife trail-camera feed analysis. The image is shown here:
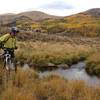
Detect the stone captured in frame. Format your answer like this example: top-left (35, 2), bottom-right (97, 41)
top-left (57, 64), bottom-right (69, 69)
top-left (47, 63), bottom-right (56, 67)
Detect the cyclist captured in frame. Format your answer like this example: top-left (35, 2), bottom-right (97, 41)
top-left (0, 27), bottom-right (19, 70)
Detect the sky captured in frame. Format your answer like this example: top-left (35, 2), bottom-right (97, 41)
top-left (0, 0), bottom-right (100, 16)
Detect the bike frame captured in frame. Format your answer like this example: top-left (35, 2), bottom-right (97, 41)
top-left (3, 49), bottom-right (17, 72)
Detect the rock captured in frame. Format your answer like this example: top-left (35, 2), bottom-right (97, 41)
top-left (47, 63), bottom-right (56, 67)
top-left (57, 64), bottom-right (69, 69)
top-left (23, 64), bottom-right (30, 70)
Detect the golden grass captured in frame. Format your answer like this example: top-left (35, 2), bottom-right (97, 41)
top-left (0, 41), bottom-right (99, 99)
top-left (86, 52), bottom-right (100, 76)
top-left (0, 68), bottom-right (100, 100)
top-left (41, 14), bottom-right (100, 37)
top-left (15, 41), bottom-right (92, 68)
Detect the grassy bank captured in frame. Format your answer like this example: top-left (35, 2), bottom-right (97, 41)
top-left (86, 52), bottom-right (100, 77)
top-left (0, 68), bottom-right (100, 100)
top-left (15, 41), bottom-right (92, 69)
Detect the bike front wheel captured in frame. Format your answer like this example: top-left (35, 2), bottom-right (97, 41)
top-left (4, 57), bottom-right (17, 72)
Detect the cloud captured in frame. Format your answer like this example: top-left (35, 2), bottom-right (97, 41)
top-left (39, 0), bottom-right (74, 10)
top-left (0, 0), bottom-right (99, 16)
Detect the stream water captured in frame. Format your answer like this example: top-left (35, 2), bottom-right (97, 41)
top-left (39, 61), bottom-right (100, 86)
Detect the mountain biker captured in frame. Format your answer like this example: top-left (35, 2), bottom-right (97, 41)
top-left (0, 26), bottom-right (18, 49)
top-left (0, 27), bottom-right (19, 70)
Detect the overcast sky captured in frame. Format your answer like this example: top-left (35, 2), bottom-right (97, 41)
top-left (0, 0), bottom-right (100, 16)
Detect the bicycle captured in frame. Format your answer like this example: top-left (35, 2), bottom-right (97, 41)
top-left (3, 48), bottom-right (17, 74)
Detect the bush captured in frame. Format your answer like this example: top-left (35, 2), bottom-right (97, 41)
top-left (86, 52), bottom-right (100, 77)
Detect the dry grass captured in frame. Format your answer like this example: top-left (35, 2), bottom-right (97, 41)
top-left (0, 40), bottom-right (99, 99)
top-left (15, 41), bottom-right (92, 69)
top-left (0, 68), bottom-right (100, 100)
top-left (86, 52), bottom-right (100, 77)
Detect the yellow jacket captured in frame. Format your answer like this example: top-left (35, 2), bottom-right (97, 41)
top-left (0, 33), bottom-right (16, 49)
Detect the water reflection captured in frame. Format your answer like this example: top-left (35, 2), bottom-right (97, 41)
top-left (39, 62), bottom-right (100, 86)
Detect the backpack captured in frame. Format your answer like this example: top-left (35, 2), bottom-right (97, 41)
top-left (0, 35), bottom-right (10, 49)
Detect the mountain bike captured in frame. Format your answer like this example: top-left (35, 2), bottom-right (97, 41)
top-left (1, 48), bottom-right (17, 87)
top-left (3, 48), bottom-right (17, 74)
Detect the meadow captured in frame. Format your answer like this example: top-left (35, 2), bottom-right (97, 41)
top-left (0, 67), bottom-right (100, 100)
top-left (15, 41), bottom-right (93, 70)
top-left (86, 52), bottom-right (100, 77)
top-left (0, 9), bottom-right (100, 99)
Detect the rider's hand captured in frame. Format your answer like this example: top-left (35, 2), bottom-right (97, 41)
top-left (15, 46), bottom-right (18, 50)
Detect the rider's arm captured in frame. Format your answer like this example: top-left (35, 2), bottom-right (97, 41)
top-left (14, 37), bottom-right (18, 49)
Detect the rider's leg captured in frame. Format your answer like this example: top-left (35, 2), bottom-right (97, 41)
top-left (11, 51), bottom-right (17, 72)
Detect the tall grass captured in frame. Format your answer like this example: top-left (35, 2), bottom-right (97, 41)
top-left (86, 52), bottom-right (100, 77)
top-left (0, 68), bottom-right (100, 100)
top-left (15, 41), bottom-right (92, 69)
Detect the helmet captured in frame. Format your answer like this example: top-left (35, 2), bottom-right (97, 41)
top-left (11, 27), bottom-right (19, 33)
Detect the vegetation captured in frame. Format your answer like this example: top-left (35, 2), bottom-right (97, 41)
top-left (0, 8), bottom-right (100, 99)
top-left (0, 9), bottom-right (100, 39)
top-left (0, 11), bottom-right (100, 42)
top-left (86, 52), bottom-right (100, 77)
top-left (14, 41), bottom-right (92, 70)
top-left (41, 14), bottom-right (100, 37)
top-left (0, 67), bottom-right (100, 100)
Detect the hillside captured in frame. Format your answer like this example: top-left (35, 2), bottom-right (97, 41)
top-left (84, 8), bottom-right (100, 17)
top-left (0, 8), bottom-right (100, 40)
top-left (0, 11), bottom-right (61, 25)
top-left (17, 11), bottom-right (60, 21)
top-left (0, 14), bottom-right (15, 25)
top-left (40, 8), bottom-right (100, 37)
